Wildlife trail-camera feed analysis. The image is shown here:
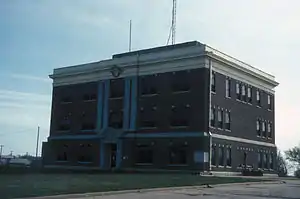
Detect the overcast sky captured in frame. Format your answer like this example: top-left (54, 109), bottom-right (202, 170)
top-left (0, 0), bottom-right (299, 155)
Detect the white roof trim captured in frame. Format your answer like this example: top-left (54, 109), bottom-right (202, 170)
top-left (212, 133), bottom-right (276, 148)
top-left (50, 41), bottom-right (278, 89)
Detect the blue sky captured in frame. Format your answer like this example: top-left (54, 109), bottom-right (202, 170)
top-left (0, 0), bottom-right (299, 155)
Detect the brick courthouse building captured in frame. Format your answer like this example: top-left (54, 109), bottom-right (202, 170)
top-left (42, 41), bottom-right (279, 173)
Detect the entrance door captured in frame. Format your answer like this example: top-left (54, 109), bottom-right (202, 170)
top-left (110, 144), bottom-right (117, 168)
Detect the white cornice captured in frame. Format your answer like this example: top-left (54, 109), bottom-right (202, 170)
top-left (50, 42), bottom-right (279, 91)
top-left (212, 133), bottom-right (276, 148)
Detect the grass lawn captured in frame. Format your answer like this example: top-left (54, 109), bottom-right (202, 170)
top-left (0, 173), bottom-right (268, 199)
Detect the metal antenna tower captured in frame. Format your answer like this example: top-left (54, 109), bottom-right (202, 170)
top-left (171, 0), bottom-right (177, 45)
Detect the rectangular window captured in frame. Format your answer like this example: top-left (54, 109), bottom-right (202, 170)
top-left (267, 95), bottom-right (272, 110)
top-left (267, 122), bottom-right (272, 138)
top-left (242, 85), bottom-right (246, 101)
top-left (218, 147), bottom-right (224, 166)
top-left (211, 146), bottom-right (216, 166)
top-left (263, 153), bottom-right (268, 168)
top-left (226, 147), bottom-right (232, 167)
top-left (81, 123), bottom-right (95, 130)
top-left (83, 94), bottom-right (97, 102)
top-left (247, 87), bottom-right (252, 103)
top-left (256, 90), bottom-right (261, 106)
top-left (210, 107), bottom-right (215, 127)
top-left (77, 144), bottom-right (93, 163)
top-left (270, 154), bottom-right (274, 169)
top-left (110, 79), bottom-right (125, 98)
top-left (108, 111), bottom-right (123, 129)
top-left (141, 76), bottom-right (158, 96)
top-left (256, 120), bottom-right (261, 136)
top-left (57, 145), bottom-right (68, 161)
top-left (136, 145), bottom-right (153, 164)
top-left (169, 146), bottom-right (187, 165)
top-left (58, 124), bottom-right (70, 131)
top-left (225, 111), bottom-right (230, 130)
top-left (170, 119), bottom-right (188, 128)
top-left (262, 121), bottom-right (266, 137)
top-left (236, 82), bottom-right (241, 100)
top-left (61, 96), bottom-right (72, 104)
top-left (258, 153), bottom-right (263, 168)
top-left (172, 71), bottom-right (190, 93)
top-left (217, 109), bottom-right (223, 129)
top-left (141, 120), bottom-right (156, 129)
top-left (225, 79), bottom-right (231, 98)
top-left (211, 72), bottom-right (216, 92)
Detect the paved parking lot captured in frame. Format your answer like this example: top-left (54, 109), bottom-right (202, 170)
top-left (45, 180), bottom-right (300, 199)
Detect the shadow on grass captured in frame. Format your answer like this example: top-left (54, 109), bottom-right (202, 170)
top-left (0, 172), bottom-right (268, 199)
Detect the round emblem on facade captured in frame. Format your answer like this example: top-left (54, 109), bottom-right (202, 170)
top-left (110, 66), bottom-right (122, 78)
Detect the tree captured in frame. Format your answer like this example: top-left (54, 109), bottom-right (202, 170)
top-left (277, 150), bottom-right (288, 177)
top-left (285, 145), bottom-right (300, 166)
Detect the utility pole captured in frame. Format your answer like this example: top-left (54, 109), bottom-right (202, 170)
top-left (35, 126), bottom-right (40, 158)
top-left (0, 145), bottom-right (3, 158)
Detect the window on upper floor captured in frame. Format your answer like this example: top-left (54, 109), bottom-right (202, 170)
top-left (267, 95), bottom-right (272, 110)
top-left (172, 71), bottom-right (190, 93)
top-left (241, 84), bottom-right (246, 101)
top-left (169, 146), bottom-right (187, 165)
top-left (262, 121), bottom-right (266, 137)
top-left (210, 107), bottom-right (216, 127)
top-left (211, 72), bottom-right (216, 93)
top-left (170, 119), bottom-right (188, 128)
top-left (140, 120), bottom-right (156, 129)
top-left (83, 94), bottom-right (97, 102)
top-left (170, 103), bottom-right (190, 128)
top-left (225, 78), bottom-right (231, 98)
top-left (110, 79), bottom-right (124, 98)
top-left (108, 110), bottom-right (123, 129)
top-left (256, 90), bottom-right (261, 107)
top-left (236, 82), bottom-right (241, 100)
top-left (226, 147), bottom-right (232, 167)
top-left (61, 96), bottom-right (72, 104)
top-left (58, 123), bottom-right (70, 131)
top-left (247, 87), bottom-right (252, 104)
top-left (225, 110), bottom-right (231, 130)
top-left (267, 122), bottom-right (272, 138)
top-left (140, 75), bottom-right (158, 96)
top-left (217, 109), bottom-right (223, 129)
top-left (256, 120), bottom-right (261, 136)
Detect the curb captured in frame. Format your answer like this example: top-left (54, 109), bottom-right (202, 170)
top-left (21, 180), bottom-right (281, 199)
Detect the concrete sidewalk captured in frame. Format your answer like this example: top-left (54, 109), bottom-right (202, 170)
top-left (22, 180), bottom-right (284, 199)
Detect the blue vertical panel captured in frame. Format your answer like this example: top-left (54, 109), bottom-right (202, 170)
top-left (100, 140), bottom-right (105, 168)
top-left (103, 79), bottom-right (110, 129)
top-left (129, 76), bottom-right (137, 131)
top-left (96, 82), bottom-right (104, 132)
top-left (123, 78), bottom-right (130, 130)
top-left (116, 139), bottom-right (122, 168)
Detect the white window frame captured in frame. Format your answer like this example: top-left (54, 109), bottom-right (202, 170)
top-left (225, 79), bottom-right (231, 98)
